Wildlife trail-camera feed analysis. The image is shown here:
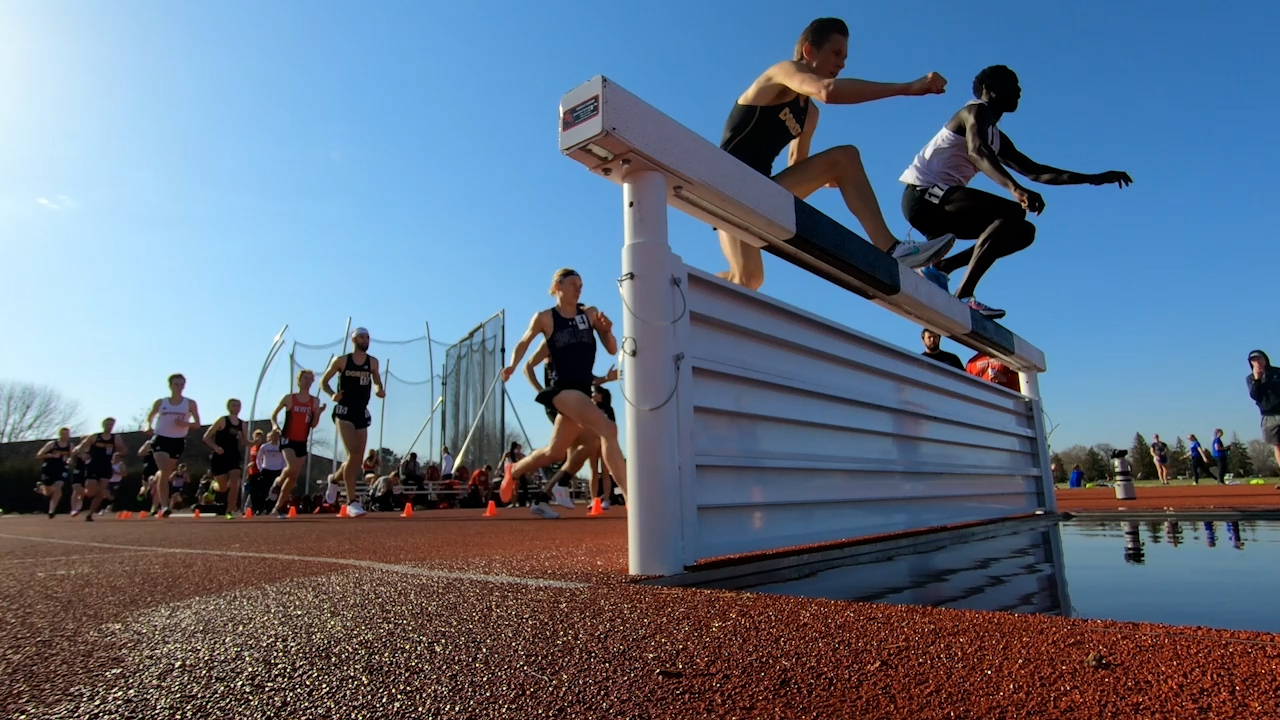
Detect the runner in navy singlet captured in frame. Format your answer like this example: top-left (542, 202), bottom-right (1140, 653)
top-left (34, 427), bottom-right (74, 518)
top-left (320, 327), bottom-right (384, 518)
top-left (498, 268), bottom-right (627, 507)
top-left (713, 17), bottom-right (955, 291)
top-left (72, 418), bottom-right (125, 521)
top-left (203, 398), bottom-right (250, 518)
top-left (521, 332), bottom-right (619, 517)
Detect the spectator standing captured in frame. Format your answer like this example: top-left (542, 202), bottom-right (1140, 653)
top-left (1246, 350), bottom-right (1280, 487)
top-left (1211, 429), bottom-right (1229, 484)
top-left (920, 329), bottom-right (964, 371)
top-left (1150, 434), bottom-right (1170, 485)
top-left (440, 446), bottom-right (455, 480)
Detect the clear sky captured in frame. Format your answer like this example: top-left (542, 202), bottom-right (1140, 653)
top-left (2, 1), bottom-right (1275, 462)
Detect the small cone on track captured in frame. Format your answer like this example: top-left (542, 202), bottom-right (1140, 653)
top-left (588, 498), bottom-right (604, 516)
top-left (193, 509), bottom-right (201, 518)
top-left (339, 504), bottom-right (349, 518)
top-left (483, 500), bottom-right (497, 517)
top-left (138, 511), bottom-right (149, 519)
top-left (287, 506), bottom-right (297, 518)
top-left (401, 503), bottom-right (413, 518)
top-left (244, 507), bottom-right (254, 518)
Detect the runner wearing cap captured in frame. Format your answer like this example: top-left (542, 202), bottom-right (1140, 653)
top-left (320, 326), bottom-right (384, 517)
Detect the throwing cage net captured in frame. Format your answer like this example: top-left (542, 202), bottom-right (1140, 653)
top-left (441, 312), bottom-right (506, 473)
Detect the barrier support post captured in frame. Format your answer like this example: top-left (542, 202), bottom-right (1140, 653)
top-left (1019, 370), bottom-right (1057, 512)
top-left (621, 168), bottom-right (683, 576)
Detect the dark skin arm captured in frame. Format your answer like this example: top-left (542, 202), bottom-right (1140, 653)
top-left (997, 131), bottom-right (1132, 188)
top-left (954, 104), bottom-right (1042, 211)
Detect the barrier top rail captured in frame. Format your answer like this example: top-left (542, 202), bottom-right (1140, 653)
top-left (557, 75), bottom-right (1046, 374)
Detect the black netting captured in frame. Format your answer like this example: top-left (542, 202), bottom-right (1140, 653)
top-left (441, 313), bottom-right (505, 472)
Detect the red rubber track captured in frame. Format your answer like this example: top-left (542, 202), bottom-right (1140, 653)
top-left (1057, 483), bottom-right (1280, 513)
top-left (2, 502), bottom-right (1277, 719)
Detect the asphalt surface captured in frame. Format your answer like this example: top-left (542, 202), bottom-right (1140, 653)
top-left (2, 499), bottom-right (1278, 719)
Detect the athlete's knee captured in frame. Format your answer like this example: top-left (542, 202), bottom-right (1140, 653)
top-left (733, 268), bottom-right (765, 290)
top-left (1011, 219), bottom-right (1035, 250)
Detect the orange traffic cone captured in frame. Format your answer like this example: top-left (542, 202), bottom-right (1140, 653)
top-left (400, 503), bottom-right (413, 518)
top-left (339, 504), bottom-right (349, 518)
top-left (287, 506), bottom-right (297, 518)
top-left (483, 500), bottom-right (497, 517)
top-left (245, 507), bottom-right (254, 518)
top-left (193, 508), bottom-right (201, 518)
top-left (588, 498), bottom-right (604, 516)
top-left (138, 511), bottom-right (149, 519)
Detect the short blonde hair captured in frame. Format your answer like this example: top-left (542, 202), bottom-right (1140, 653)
top-left (549, 268), bottom-right (579, 295)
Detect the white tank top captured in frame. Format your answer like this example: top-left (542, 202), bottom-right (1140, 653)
top-left (154, 397), bottom-right (190, 438)
top-left (899, 100), bottom-right (1000, 189)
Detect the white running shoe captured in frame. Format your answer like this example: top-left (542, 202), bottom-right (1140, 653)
top-left (551, 485), bottom-right (575, 509)
top-left (891, 233), bottom-right (956, 269)
top-left (346, 501), bottom-right (366, 518)
top-left (530, 502), bottom-right (560, 519)
top-left (324, 480), bottom-right (340, 505)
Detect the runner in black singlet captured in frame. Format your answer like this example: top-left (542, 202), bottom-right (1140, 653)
top-left (72, 418), bottom-right (125, 521)
top-left (498, 268), bottom-right (627, 509)
top-left (712, 17), bottom-right (955, 291)
top-left (203, 398), bottom-right (250, 518)
top-left (320, 327), bottom-right (385, 518)
top-left (523, 333), bottom-right (620, 515)
top-left (34, 427), bottom-right (73, 518)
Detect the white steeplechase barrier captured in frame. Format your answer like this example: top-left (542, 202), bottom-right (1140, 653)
top-left (560, 76), bottom-right (1056, 578)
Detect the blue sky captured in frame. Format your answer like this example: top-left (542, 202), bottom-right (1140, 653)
top-left (1, 1), bottom-right (1275, 463)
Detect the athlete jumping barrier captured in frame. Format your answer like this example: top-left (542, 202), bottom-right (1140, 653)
top-left (559, 76), bottom-right (1056, 578)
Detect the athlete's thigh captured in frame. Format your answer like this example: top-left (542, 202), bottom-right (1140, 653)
top-left (772, 146), bottom-right (849, 200)
top-left (936, 186), bottom-right (1024, 239)
top-left (554, 390), bottom-right (615, 438)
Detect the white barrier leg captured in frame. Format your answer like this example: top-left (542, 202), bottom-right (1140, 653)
top-left (621, 169), bottom-right (683, 576)
top-left (1020, 370), bottom-right (1057, 512)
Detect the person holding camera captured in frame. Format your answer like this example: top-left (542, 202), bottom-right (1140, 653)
top-left (1247, 350), bottom-right (1280, 486)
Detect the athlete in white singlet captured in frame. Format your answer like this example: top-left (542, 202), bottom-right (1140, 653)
top-left (144, 373), bottom-right (201, 518)
top-left (898, 65), bottom-right (1132, 320)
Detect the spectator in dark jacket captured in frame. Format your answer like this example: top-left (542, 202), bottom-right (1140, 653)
top-left (1247, 349), bottom-right (1280, 486)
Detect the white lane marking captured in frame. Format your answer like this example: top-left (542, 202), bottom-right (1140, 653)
top-left (0, 533), bottom-right (589, 589)
top-left (0, 552), bottom-right (147, 565)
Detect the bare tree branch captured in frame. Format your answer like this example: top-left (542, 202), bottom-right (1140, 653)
top-left (0, 381), bottom-right (83, 443)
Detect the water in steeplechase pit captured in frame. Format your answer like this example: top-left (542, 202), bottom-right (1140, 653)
top-left (705, 516), bottom-right (1280, 634)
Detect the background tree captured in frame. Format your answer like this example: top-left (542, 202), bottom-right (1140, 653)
top-left (1247, 440), bottom-right (1279, 477)
top-left (1169, 436), bottom-right (1190, 478)
top-left (1057, 445), bottom-right (1090, 475)
top-left (0, 381), bottom-right (83, 442)
top-left (1227, 433), bottom-right (1253, 477)
top-left (379, 447), bottom-right (402, 471)
top-left (1050, 452), bottom-right (1068, 484)
top-left (1084, 447), bottom-right (1109, 483)
top-left (1130, 432), bottom-right (1156, 480)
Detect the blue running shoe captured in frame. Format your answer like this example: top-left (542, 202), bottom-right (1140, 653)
top-left (918, 266), bottom-right (950, 292)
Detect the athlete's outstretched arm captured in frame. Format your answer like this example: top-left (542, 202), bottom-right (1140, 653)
top-left (137, 439), bottom-right (152, 458)
top-left (960, 105), bottom-right (1044, 213)
top-left (320, 355), bottom-right (345, 401)
top-left (769, 62), bottom-right (946, 105)
top-left (311, 396), bottom-right (327, 428)
top-left (270, 394), bottom-right (290, 430)
top-left (370, 357), bottom-right (385, 398)
top-left (187, 400), bottom-right (201, 431)
top-left (523, 340), bottom-right (549, 393)
top-left (997, 132), bottom-right (1133, 188)
top-left (203, 417), bottom-right (225, 452)
top-left (144, 399), bottom-right (161, 434)
top-left (35, 441), bottom-right (55, 459)
top-left (503, 312), bottom-right (547, 381)
top-left (72, 435), bottom-right (92, 456)
top-left (587, 307), bottom-right (618, 356)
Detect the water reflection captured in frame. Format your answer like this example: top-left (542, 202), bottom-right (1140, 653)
top-left (718, 517), bottom-right (1280, 634)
